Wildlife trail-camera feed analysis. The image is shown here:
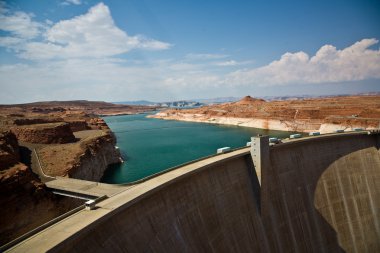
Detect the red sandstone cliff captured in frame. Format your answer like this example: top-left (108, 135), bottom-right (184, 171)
top-left (0, 130), bottom-right (83, 245)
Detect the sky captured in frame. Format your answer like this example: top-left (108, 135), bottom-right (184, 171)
top-left (0, 0), bottom-right (379, 104)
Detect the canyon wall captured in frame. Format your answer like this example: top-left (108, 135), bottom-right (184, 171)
top-left (0, 130), bottom-right (82, 245)
top-left (0, 101), bottom-right (137, 246)
top-left (0, 177), bottom-right (82, 245)
top-left (69, 132), bottom-right (121, 181)
top-left (1, 118), bottom-right (121, 246)
top-left (0, 131), bottom-right (20, 169)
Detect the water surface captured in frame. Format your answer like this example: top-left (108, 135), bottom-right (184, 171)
top-left (101, 113), bottom-right (294, 184)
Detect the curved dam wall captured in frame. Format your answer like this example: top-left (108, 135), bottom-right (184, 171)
top-left (7, 132), bottom-right (380, 253)
top-left (262, 133), bottom-right (380, 252)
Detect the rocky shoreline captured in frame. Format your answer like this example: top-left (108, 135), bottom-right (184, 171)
top-left (150, 113), bottom-right (377, 133)
top-left (149, 95), bottom-right (380, 133)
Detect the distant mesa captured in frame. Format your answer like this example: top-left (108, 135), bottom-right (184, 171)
top-left (236, 95), bottom-right (266, 105)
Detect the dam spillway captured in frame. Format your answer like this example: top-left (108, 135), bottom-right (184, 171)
top-left (7, 131), bottom-right (380, 252)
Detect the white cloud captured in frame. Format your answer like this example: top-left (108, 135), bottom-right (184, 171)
top-left (215, 60), bottom-right (238, 66)
top-left (214, 60), bottom-right (254, 67)
top-left (0, 2), bottom-right (171, 60)
top-left (0, 59), bottom-right (155, 102)
top-left (62, 0), bottom-right (82, 5)
top-left (0, 57), bottom-right (224, 103)
top-left (1, 38), bottom-right (379, 104)
top-left (0, 36), bottom-right (24, 49)
top-left (226, 38), bottom-right (380, 86)
top-left (0, 9), bottom-right (43, 40)
top-left (185, 53), bottom-right (229, 60)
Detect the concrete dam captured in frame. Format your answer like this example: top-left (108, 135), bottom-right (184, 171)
top-left (6, 131), bottom-right (380, 252)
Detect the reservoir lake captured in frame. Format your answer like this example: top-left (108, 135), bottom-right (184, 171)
top-left (101, 113), bottom-right (294, 184)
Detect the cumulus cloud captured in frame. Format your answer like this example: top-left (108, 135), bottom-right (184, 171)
top-left (0, 2), bottom-right (171, 60)
top-left (227, 38), bottom-right (380, 86)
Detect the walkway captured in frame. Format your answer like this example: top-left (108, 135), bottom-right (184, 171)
top-left (45, 177), bottom-right (132, 199)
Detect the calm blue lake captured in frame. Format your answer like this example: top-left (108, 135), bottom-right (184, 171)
top-left (101, 113), bottom-right (294, 184)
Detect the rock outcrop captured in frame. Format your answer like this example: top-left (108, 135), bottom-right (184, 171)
top-left (66, 120), bottom-right (90, 132)
top-left (236, 95), bottom-right (266, 105)
top-left (89, 118), bottom-right (109, 130)
top-left (11, 122), bottom-right (76, 144)
top-left (13, 117), bottom-right (62, 126)
top-left (70, 132), bottom-right (121, 181)
top-left (0, 131), bottom-right (20, 169)
top-left (36, 130), bottom-right (121, 182)
top-left (0, 164), bottom-right (82, 245)
top-left (0, 129), bottom-right (82, 245)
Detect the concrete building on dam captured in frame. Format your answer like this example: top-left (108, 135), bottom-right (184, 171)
top-left (4, 131), bottom-right (380, 252)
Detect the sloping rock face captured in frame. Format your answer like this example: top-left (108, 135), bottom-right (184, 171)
top-left (11, 122), bottom-right (76, 144)
top-left (0, 164), bottom-right (81, 245)
top-left (37, 130), bottom-right (121, 181)
top-left (0, 129), bottom-right (82, 245)
top-left (69, 132), bottom-right (121, 181)
top-left (0, 131), bottom-right (20, 170)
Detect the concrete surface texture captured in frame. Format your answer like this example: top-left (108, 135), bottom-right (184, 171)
top-left (45, 177), bottom-right (131, 199)
top-left (7, 132), bottom-right (380, 253)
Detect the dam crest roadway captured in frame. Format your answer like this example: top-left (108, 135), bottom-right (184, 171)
top-left (4, 130), bottom-right (380, 253)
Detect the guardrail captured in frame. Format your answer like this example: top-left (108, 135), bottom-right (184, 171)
top-left (33, 148), bottom-right (55, 180)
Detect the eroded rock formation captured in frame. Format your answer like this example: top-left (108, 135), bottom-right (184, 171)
top-left (11, 122), bottom-right (76, 144)
top-left (37, 130), bottom-right (121, 181)
top-left (70, 132), bottom-right (120, 181)
top-left (0, 129), bottom-right (82, 245)
top-left (0, 131), bottom-right (20, 169)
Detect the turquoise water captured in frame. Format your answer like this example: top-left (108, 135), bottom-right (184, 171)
top-left (101, 113), bottom-right (294, 184)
